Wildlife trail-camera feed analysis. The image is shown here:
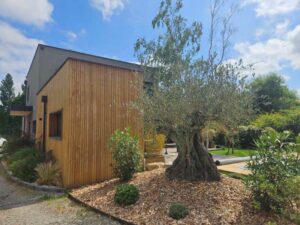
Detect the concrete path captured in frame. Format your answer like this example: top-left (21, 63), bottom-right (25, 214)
top-left (0, 163), bottom-right (119, 225)
top-left (163, 147), bottom-right (236, 166)
top-left (218, 162), bottom-right (251, 175)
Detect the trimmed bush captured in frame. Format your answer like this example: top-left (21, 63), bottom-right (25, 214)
top-left (35, 162), bottom-right (61, 186)
top-left (109, 128), bottom-right (141, 181)
top-left (245, 131), bottom-right (300, 214)
top-left (169, 203), bottom-right (188, 220)
top-left (8, 147), bottom-right (42, 182)
top-left (114, 184), bottom-right (139, 206)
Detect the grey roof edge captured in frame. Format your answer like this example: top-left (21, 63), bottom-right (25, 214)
top-left (40, 44), bottom-right (143, 71)
top-left (10, 105), bottom-right (33, 111)
top-left (36, 57), bottom-right (144, 95)
top-left (26, 44), bottom-right (144, 78)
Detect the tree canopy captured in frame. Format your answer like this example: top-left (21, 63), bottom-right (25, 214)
top-left (0, 73), bottom-right (15, 112)
top-left (250, 73), bottom-right (298, 113)
top-left (135, 0), bottom-right (253, 181)
top-left (0, 74), bottom-right (25, 136)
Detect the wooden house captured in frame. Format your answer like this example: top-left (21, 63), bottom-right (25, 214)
top-left (11, 45), bottom-right (144, 188)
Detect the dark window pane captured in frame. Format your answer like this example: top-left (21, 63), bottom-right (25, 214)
top-left (49, 111), bottom-right (62, 138)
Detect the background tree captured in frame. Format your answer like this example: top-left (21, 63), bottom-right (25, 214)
top-left (250, 73), bottom-right (298, 113)
top-left (0, 73), bottom-right (15, 112)
top-left (135, 0), bottom-right (253, 181)
top-left (0, 74), bottom-right (25, 136)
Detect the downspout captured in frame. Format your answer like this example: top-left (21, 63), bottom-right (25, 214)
top-left (41, 96), bottom-right (48, 155)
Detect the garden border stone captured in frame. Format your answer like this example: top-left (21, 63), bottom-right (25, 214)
top-left (68, 193), bottom-right (135, 225)
top-left (0, 160), bottom-right (66, 193)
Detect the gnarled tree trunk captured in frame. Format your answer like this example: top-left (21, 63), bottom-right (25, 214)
top-left (166, 132), bottom-right (220, 181)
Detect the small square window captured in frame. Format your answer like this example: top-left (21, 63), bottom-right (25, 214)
top-left (49, 111), bottom-right (62, 138)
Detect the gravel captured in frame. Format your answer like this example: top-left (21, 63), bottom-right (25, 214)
top-left (0, 163), bottom-right (119, 225)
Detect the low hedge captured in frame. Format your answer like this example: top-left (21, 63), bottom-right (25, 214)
top-left (8, 147), bottom-right (43, 182)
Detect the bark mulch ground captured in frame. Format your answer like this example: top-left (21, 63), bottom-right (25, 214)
top-left (70, 169), bottom-right (292, 225)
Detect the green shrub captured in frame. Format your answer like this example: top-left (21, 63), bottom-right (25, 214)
top-left (238, 125), bottom-right (262, 149)
top-left (252, 108), bottom-right (300, 135)
top-left (169, 203), bottom-right (189, 220)
top-left (35, 162), bottom-right (61, 186)
top-left (7, 147), bottom-right (39, 165)
top-left (1, 137), bottom-right (34, 157)
top-left (245, 131), bottom-right (300, 214)
top-left (8, 147), bottom-right (42, 182)
top-left (114, 184), bottom-right (139, 206)
top-left (109, 128), bottom-right (141, 181)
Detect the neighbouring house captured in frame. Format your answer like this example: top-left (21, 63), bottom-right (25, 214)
top-left (10, 44), bottom-right (145, 188)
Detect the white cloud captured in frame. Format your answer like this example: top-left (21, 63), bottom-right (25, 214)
top-left (0, 21), bottom-right (42, 92)
top-left (66, 32), bottom-right (78, 41)
top-left (232, 24), bottom-right (300, 76)
top-left (0, 0), bottom-right (53, 27)
top-left (65, 29), bottom-right (87, 42)
top-left (275, 19), bottom-right (290, 35)
top-left (90, 0), bottom-right (126, 20)
top-left (244, 0), bottom-right (300, 17)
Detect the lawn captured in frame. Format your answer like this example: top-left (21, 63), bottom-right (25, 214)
top-left (210, 148), bottom-right (257, 157)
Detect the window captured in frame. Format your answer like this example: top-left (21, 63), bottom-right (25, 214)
top-left (49, 110), bottom-right (62, 138)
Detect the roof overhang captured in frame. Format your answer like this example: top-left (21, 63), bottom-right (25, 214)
top-left (10, 105), bottom-right (33, 117)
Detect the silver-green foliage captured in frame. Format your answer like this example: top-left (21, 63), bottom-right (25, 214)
top-left (134, 0), bottom-right (253, 180)
top-left (109, 128), bottom-right (141, 181)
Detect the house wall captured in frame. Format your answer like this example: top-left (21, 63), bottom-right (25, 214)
top-left (36, 61), bottom-right (71, 186)
top-left (26, 44), bottom-right (143, 132)
top-left (36, 59), bottom-right (143, 188)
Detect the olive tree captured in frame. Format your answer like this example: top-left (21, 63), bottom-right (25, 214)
top-left (134, 0), bottom-right (253, 181)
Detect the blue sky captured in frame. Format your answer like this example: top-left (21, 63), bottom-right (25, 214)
top-left (0, 0), bottom-right (299, 94)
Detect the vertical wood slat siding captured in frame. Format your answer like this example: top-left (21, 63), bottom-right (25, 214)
top-left (36, 59), bottom-right (143, 188)
top-left (36, 62), bottom-right (71, 185)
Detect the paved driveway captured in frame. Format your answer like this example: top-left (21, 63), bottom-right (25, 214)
top-left (0, 164), bottom-right (119, 225)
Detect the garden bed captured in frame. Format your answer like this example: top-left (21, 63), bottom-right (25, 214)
top-left (70, 169), bottom-right (291, 225)
top-left (0, 161), bottom-right (65, 193)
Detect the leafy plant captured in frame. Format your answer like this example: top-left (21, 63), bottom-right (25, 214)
top-left (114, 184), bottom-right (139, 206)
top-left (169, 203), bottom-right (189, 220)
top-left (279, 176), bottom-right (300, 223)
top-left (35, 162), bottom-right (61, 186)
top-left (109, 128), bottom-right (141, 181)
top-left (245, 131), bottom-right (300, 214)
top-left (8, 147), bottom-right (42, 182)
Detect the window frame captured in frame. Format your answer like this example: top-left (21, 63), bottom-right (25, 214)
top-left (48, 109), bottom-right (63, 140)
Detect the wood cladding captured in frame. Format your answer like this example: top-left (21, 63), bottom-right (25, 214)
top-left (36, 59), bottom-right (143, 188)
